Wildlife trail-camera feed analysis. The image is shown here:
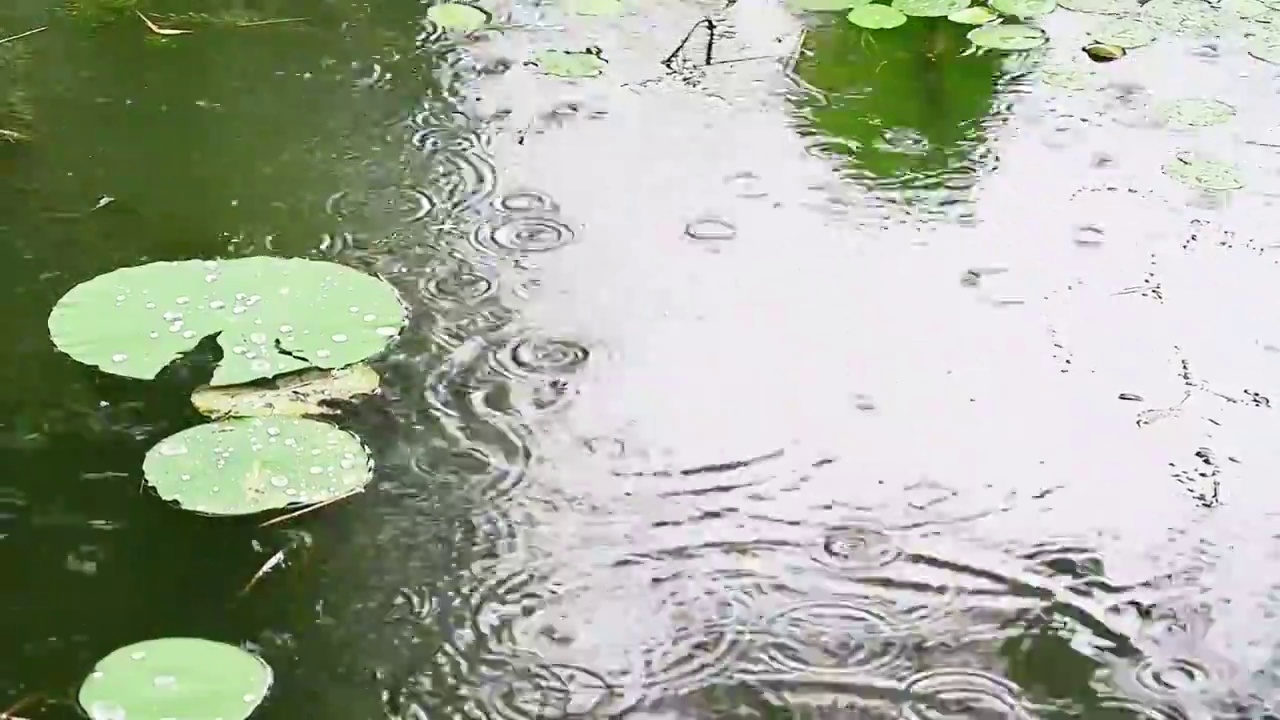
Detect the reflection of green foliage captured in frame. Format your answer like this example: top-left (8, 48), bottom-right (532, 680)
top-left (792, 18), bottom-right (1000, 191)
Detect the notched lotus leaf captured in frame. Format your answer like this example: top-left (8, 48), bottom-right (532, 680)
top-left (848, 3), bottom-right (909, 27)
top-left (891, 0), bottom-right (970, 16)
top-left (47, 257), bottom-right (406, 387)
top-left (144, 416), bottom-right (373, 516)
top-left (967, 23), bottom-right (1048, 49)
top-left (191, 363), bottom-right (381, 419)
top-left (1162, 151), bottom-right (1244, 191)
top-left (79, 638), bottom-right (272, 720)
top-left (533, 48), bottom-right (607, 77)
top-left (426, 3), bottom-right (489, 31)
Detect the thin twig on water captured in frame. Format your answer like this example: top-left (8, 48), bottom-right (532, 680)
top-left (236, 17), bottom-right (308, 28)
top-left (136, 10), bottom-right (192, 36)
top-left (258, 488), bottom-right (362, 528)
top-left (0, 26), bottom-right (47, 46)
top-left (239, 549), bottom-right (286, 595)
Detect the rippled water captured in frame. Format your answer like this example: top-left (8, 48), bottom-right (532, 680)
top-left (5, 0), bottom-right (1280, 719)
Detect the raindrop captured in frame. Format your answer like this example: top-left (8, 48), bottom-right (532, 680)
top-left (115, 294), bottom-right (126, 302)
top-left (756, 600), bottom-right (911, 679)
top-left (251, 359), bottom-right (272, 373)
top-left (232, 346), bottom-right (247, 355)
top-left (168, 322), bottom-right (183, 333)
top-left (478, 216), bottom-right (575, 253)
top-left (149, 332), bottom-right (159, 339)
top-left (145, 302), bottom-right (157, 310)
top-left (131, 651), bottom-right (146, 660)
top-left (348, 306), bottom-right (359, 313)
top-left (242, 694), bottom-right (255, 703)
top-left (89, 701), bottom-right (127, 720)
top-left (157, 443), bottom-right (188, 457)
top-left (332, 334), bottom-right (348, 343)
top-left (249, 332), bottom-right (268, 344)
top-left (901, 668), bottom-right (1032, 719)
top-left (280, 325), bottom-right (293, 333)
top-left (376, 326), bottom-right (399, 337)
top-left (684, 216), bottom-right (737, 241)
top-left (309, 466), bottom-right (323, 475)
top-left (362, 314), bottom-right (376, 322)
top-left (233, 306), bottom-right (247, 315)
top-left (203, 260), bottom-right (219, 269)
top-left (270, 476), bottom-right (289, 488)
top-left (316, 350), bottom-right (331, 359)
top-left (266, 427), bottom-right (280, 437)
top-left (495, 189), bottom-right (559, 214)
top-left (111, 353), bottom-right (128, 363)
top-left (182, 330), bottom-right (196, 339)
top-left (816, 523), bottom-right (903, 572)
top-left (205, 274), bottom-right (219, 283)
top-left (176, 297), bottom-right (190, 305)
top-left (153, 675), bottom-right (178, 689)
top-left (162, 311), bottom-right (182, 321)
top-left (506, 337), bottom-right (590, 376)
top-left (421, 270), bottom-right (496, 305)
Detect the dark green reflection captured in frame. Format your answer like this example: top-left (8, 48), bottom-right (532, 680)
top-left (791, 18), bottom-right (1000, 197)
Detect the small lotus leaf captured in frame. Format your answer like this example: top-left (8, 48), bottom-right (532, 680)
top-left (564, 0), bottom-right (624, 15)
top-left (144, 417), bottom-right (372, 516)
top-left (967, 23), bottom-right (1048, 49)
top-left (533, 49), bottom-right (606, 77)
top-left (848, 3), bottom-right (909, 26)
top-left (949, 6), bottom-right (999, 21)
top-left (79, 638), bottom-right (271, 720)
top-left (1158, 98), bottom-right (1236, 128)
top-left (1163, 152), bottom-right (1244, 191)
top-left (1083, 41), bottom-right (1125, 60)
top-left (789, 0), bottom-right (870, 9)
top-left (426, 3), bottom-right (489, 31)
top-left (1089, 18), bottom-right (1158, 47)
top-left (991, 0), bottom-right (1057, 16)
top-left (191, 363), bottom-right (381, 419)
top-left (1058, 0), bottom-right (1136, 12)
top-left (892, 0), bottom-right (969, 16)
top-left (48, 257), bottom-right (406, 387)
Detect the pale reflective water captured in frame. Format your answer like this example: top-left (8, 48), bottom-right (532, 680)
top-left (3, 0), bottom-right (1280, 719)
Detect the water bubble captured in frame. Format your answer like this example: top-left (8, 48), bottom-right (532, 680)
top-left (478, 216), bottom-right (575, 253)
top-left (176, 296), bottom-right (190, 305)
top-left (348, 306), bottom-right (359, 313)
top-left (332, 334), bottom-right (348, 343)
top-left (270, 476), bottom-right (289, 488)
top-left (232, 345), bottom-right (247, 355)
top-left (242, 695), bottom-right (255, 703)
top-left (149, 332), bottom-right (159, 339)
top-left (684, 216), bottom-right (737, 241)
top-left (115, 294), bottom-right (126, 302)
top-left (145, 302), bottom-right (157, 310)
top-left (205, 274), bottom-right (219, 283)
top-left (421, 270), bottom-right (495, 305)
top-left (89, 700), bottom-right (127, 720)
top-left (111, 353), bottom-right (128, 363)
top-left (91, 671), bottom-right (104, 680)
top-left (209, 300), bottom-right (226, 310)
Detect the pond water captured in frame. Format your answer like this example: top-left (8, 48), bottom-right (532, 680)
top-left (4, 0), bottom-right (1280, 718)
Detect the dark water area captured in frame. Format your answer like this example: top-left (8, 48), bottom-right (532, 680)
top-left (5, 0), bottom-right (1280, 719)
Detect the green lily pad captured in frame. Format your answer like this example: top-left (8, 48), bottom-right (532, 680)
top-left (47, 257), bottom-right (405, 388)
top-left (789, 0), bottom-right (870, 9)
top-left (967, 23), bottom-right (1048, 48)
top-left (848, 3), bottom-right (909, 27)
top-left (191, 363), bottom-right (381, 419)
top-left (426, 3), bottom-right (489, 31)
top-left (892, 0), bottom-right (969, 15)
top-left (948, 6), bottom-right (999, 22)
top-left (1163, 152), bottom-right (1244, 191)
top-left (1158, 98), bottom-right (1236, 128)
top-left (532, 49), bottom-right (607, 77)
top-left (990, 0), bottom-right (1057, 16)
top-left (79, 638), bottom-right (271, 720)
top-left (143, 417), bottom-right (372, 516)
top-left (563, 0), bottom-right (624, 15)
top-left (1089, 18), bottom-right (1159, 47)
top-left (1083, 41), bottom-right (1125, 60)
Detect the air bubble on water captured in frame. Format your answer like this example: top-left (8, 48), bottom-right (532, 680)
top-left (158, 442), bottom-right (188, 456)
top-left (316, 349), bottom-right (331, 359)
top-left (309, 466), bottom-right (323, 475)
top-left (362, 314), bottom-right (376, 322)
top-left (153, 675), bottom-right (178, 689)
top-left (89, 700), bottom-right (127, 720)
top-left (270, 476), bottom-right (289, 488)
top-left (182, 330), bottom-right (196, 339)
top-left (112, 353), bottom-right (128, 363)
top-left (232, 346), bottom-right (247, 355)
top-left (176, 296), bottom-right (190, 305)
top-left (249, 332), bottom-right (268, 344)
top-left (376, 326), bottom-right (398, 337)
top-left (332, 334), bottom-right (348, 343)
top-left (280, 324), bottom-right (293, 333)
top-left (209, 300), bottom-right (226, 310)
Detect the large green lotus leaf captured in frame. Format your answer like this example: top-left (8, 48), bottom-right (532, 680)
top-left (892, 0), bottom-right (970, 16)
top-left (48, 257), bottom-right (406, 387)
top-left (79, 638), bottom-right (271, 720)
top-left (144, 416), bottom-right (372, 516)
top-left (191, 363), bottom-right (381, 419)
top-left (968, 23), bottom-right (1048, 48)
top-left (848, 3), bottom-right (909, 27)
top-left (1089, 17), bottom-right (1159, 46)
top-left (426, 3), bottom-right (489, 31)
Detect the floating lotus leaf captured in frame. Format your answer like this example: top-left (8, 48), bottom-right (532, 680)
top-left (789, 0), bottom-right (870, 9)
top-left (1089, 18), bottom-right (1159, 46)
top-left (191, 363), bottom-right (381, 419)
top-left (78, 638), bottom-right (271, 720)
top-left (1058, 0), bottom-right (1137, 13)
top-left (1163, 152), bottom-right (1244, 191)
top-left (948, 5), bottom-right (999, 22)
top-left (1158, 98), bottom-right (1236, 128)
top-left (533, 49), bottom-right (607, 77)
top-left (990, 0), bottom-right (1057, 16)
top-left (143, 417), bottom-right (372, 516)
top-left (426, 3), bottom-right (489, 31)
top-left (848, 3), bottom-right (909, 26)
top-left (48, 257), bottom-right (406, 387)
top-left (967, 23), bottom-right (1048, 48)
top-left (892, 0), bottom-right (969, 16)
top-left (563, 0), bottom-right (625, 15)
